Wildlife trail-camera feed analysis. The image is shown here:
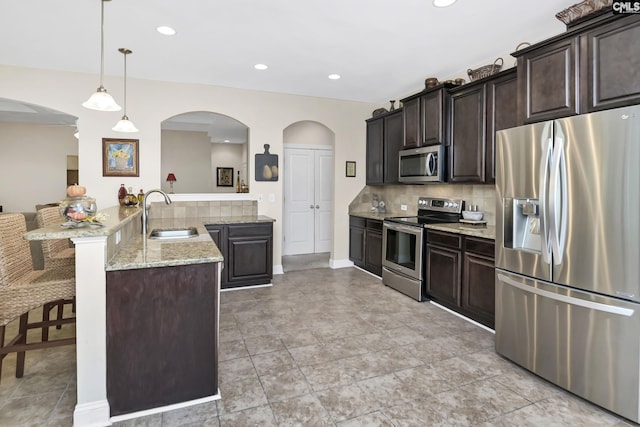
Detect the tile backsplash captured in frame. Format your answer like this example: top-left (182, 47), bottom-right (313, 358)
top-left (147, 200), bottom-right (257, 219)
top-left (349, 184), bottom-right (497, 225)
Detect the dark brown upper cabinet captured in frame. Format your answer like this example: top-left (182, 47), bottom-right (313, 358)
top-left (366, 109), bottom-right (403, 185)
top-left (366, 117), bottom-right (384, 185)
top-left (401, 86), bottom-right (451, 148)
top-left (515, 13), bottom-right (640, 124)
top-left (449, 69), bottom-right (517, 183)
top-left (582, 15), bottom-right (640, 112)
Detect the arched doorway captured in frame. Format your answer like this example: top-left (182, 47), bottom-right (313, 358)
top-left (282, 121), bottom-right (335, 260)
top-left (161, 111), bottom-right (249, 194)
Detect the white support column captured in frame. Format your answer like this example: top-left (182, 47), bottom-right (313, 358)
top-left (71, 235), bottom-right (111, 427)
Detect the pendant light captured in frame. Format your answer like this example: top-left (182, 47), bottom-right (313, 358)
top-left (112, 48), bottom-right (138, 132)
top-left (82, 0), bottom-right (121, 111)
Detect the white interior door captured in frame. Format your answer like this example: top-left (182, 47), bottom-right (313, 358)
top-left (314, 150), bottom-right (333, 253)
top-left (283, 147), bottom-right (333, 255)
top-left (283, 148), bottom-right (315, 255)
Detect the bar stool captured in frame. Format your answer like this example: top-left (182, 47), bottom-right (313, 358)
top-left (36, 206), bottom-right (76, 340)
top-left (36, 206), bottom-right (75, 269)
top-left (0, 213), bottom-right (76, 382)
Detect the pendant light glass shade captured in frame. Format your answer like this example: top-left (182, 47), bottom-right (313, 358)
top-left (83, 87), bottom-right (121, 111)
top-left (83, 0), bottom-right (121, 111)
top-left (112, 116), bottom-right (139, 132)
top-left (113, 48), bottom-right (138, 132)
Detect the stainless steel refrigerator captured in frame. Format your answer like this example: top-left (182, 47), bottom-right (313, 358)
top-left (495, 104), bottom-right (640, 423)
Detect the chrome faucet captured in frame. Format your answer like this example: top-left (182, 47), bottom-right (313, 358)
top-left (141, 189), bottom-right (172, 235)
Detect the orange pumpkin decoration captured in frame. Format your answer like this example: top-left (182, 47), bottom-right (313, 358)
top-left (67, 184), bottom-right (86, 197)
top-left (68, 211), bottom-right (88, 221)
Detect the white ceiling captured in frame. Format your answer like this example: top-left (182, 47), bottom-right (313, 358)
top-left (1, 0), bottom-right (570, 106)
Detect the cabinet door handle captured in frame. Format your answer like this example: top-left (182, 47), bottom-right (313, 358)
top-left (315, 205), bottom-right (320, 209)
top-left (310, 205), bottom-right (314, 209)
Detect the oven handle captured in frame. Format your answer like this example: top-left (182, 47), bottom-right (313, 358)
top-left (383, 222), bottom-right (422, 235)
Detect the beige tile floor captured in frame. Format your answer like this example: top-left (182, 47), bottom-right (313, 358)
top-left (0, 266), bottom-right (636, 426)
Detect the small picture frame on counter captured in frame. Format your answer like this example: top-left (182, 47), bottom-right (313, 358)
top-left (346, 161), bottom-right (356, 177)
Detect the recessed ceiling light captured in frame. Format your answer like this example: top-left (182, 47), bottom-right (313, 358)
top-left (328, 74), bottom-right (341, 80)
top-left (433, 0), bottom-right (457, 7)
top-left (224, 139), bottom-right (230, 143)
top-left (254, 64), bottom-right (268, 70)
top-left (157, 26), bottom-right (176, 36)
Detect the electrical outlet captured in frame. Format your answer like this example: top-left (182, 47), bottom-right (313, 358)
top-left (257, 194), bottom-right (263, 203)
top-left (400, 204), bottom-right (408, 211)
top-left (115, 230), bottom-right (121, 245)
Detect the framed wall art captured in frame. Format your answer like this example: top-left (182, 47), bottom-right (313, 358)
top-left (216, 167), bottom-right (234, 187)
top-left (255, 144), bottom-right (278, 181)
top-left (102, 138), bottom-right (139, 177)
top-left (346, 161), bottom-right (356, 177)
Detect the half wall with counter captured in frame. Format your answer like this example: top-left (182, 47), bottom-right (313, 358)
top-left (24, 204), bottom-right (229, 426)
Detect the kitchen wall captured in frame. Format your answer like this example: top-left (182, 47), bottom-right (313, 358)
top-left (350, 184), bottom-right (497, 226)
top-left (0, 64), bottom-right (376, 267)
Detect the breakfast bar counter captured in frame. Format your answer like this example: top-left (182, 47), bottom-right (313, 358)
top-left (23, 205), bottom-right (227, 426)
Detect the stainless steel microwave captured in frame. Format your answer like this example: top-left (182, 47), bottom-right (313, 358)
top-left (398, 145), bottom-right (445, 183)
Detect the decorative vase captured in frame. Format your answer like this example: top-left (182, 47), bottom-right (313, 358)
top-left (115, 156), bottom-right (128, 170)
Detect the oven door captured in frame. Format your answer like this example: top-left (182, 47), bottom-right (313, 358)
top-left (382, 221), bottom-right (423, 280)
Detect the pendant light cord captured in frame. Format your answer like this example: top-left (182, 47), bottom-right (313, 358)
top-left (100, 0), bottom-right (105, 88)
top-left (118, 48), bottom-right (132, 117)
top-left (123, 51), bottom-right (127, 114)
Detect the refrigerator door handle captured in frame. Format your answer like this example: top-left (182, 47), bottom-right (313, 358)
top-left (539, 123), bottom-right (553, 264)
top-left (549, 131), bottom-right (568, 265)
top-left (497, 274), bottom-right (635, 317)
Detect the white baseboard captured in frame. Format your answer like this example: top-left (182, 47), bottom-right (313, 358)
top-left (353, 265), bottom-right (382, 279)
top-left (110, 392), bottom-right (220, 424)
top-left (330, 258), bottom-right (354, 269)
top-left (74, 400), bottom-right (111, 427)
top-left (220, 283), bottom-right (272, 292)
top-left (430, 301), bottom-right (495, 333)
top-left (273, 264), bottom-right (284, 275)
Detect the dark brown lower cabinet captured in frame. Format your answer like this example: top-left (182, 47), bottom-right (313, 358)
top-left (349, 216), bottom-right (365, 267)
top-left (426, 231), bottom-right (462, 307)
top-left (106, 262), bottom-right (219, 416)
top-left (206, 222), bottom-right (273, 289)
top-left (461, 237), bottom-right (496, 329)
top-left (349, 216), bottom-right (382, 276)
top-left (426, 230), bottom-right (495, 328)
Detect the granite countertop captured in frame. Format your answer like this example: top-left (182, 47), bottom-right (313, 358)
top-left (23, 205), bottom-right (142, 240)
top-left (200, 215), bottom-right (275, 225)
top-left (24, 205), bottom-right (275, 271)
top-left (349, 211), bottom-right (394, 221)
top-left (349, 211), bottom-right (495, 240)
top-left (107, 215), bottom-right (275, 271)
top-left (106, 218), bottom-right (223, 271)
top-left (425, 223), bottom-right (496, 240)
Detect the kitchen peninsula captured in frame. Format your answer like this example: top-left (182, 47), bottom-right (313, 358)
top-left (23, 202), bottom-right (274, 426)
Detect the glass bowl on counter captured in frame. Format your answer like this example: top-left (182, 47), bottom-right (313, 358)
top-left (59, 196), bottom-right (97, 222)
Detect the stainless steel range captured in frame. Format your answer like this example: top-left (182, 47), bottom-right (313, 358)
top-left (382, 197), bottom-right (463, 301)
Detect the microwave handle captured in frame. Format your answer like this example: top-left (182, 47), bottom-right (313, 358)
top-left (426, 152), bottom-right (436, 176)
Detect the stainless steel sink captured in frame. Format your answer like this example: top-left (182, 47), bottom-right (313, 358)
top-left (148, 227), bottom-right (199, 240)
